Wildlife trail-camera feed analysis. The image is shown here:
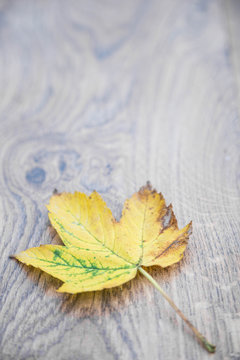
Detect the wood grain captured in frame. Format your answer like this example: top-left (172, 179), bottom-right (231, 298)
top-left (0, 0), bottom-right (240, 359)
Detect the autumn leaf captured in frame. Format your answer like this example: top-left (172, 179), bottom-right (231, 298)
top-left (13, 182), bottom-right (215, 353)
top-left (14, 183), bottom-right (190, 292)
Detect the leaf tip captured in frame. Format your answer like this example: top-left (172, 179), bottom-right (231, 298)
top-left (139, 181), bottom-right (157, 195)
top-left (146, 180), bottom-right (152, 188)
top-left (56, 283), bottom-right (74, 294)
top-left (56, 287), bottom-right (64, 293)
top-left (10, 253), bottom-right (26, 265)
top-left (53, 188), bottom-right (59, 195)
top-left (187, 221), bottom-right (193, 235)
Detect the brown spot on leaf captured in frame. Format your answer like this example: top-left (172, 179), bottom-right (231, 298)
top-left (158, 204), bottom-right (178, 232)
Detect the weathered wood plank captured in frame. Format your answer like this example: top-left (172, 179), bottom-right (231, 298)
top-left (226, 0), bottom-right (240, 112)
top-left (0, 0), bottom-right (239, 359)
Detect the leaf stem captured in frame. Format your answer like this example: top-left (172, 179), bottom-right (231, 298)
top-left (138, 267), bottom-right (216, 354)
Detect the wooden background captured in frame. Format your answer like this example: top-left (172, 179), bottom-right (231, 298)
top-left (0, 0), bottom-right (239, 359)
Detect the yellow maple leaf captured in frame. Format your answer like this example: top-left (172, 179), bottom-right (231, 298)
top-left (15, 183), bottom-right (191, 293)
top-left (13, 182), bottom-right (215, 353)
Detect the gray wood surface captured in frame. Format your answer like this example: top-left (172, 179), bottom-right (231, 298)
top-left (0, 0), bottom-right (240, 359)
